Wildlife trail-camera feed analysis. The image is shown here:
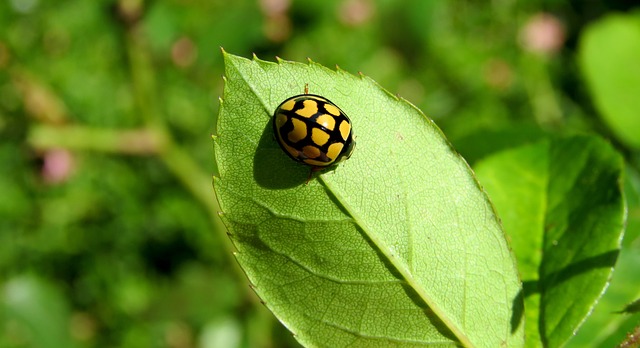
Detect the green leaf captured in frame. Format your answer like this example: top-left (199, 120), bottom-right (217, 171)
top-left (213, 52), bottom-right (523, 347)
top-left (578, 14), bottom-right (640, 149)
top-left (473, 135), bottom-right (626, 347)
top-left (567, 167), bottom-right (640, 347)
top-left (566, 247), bottom-right (640, 347)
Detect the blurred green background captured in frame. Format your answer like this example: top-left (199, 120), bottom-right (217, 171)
top-left (1, 0), bottom-right (639, 347)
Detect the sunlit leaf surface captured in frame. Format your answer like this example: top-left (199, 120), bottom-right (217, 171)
top-left (214, 52), bottom-right (523, 347)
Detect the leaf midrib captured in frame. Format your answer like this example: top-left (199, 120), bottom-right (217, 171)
top-left (229, 53), bottom-right (473, 346)
top-left (319, 175), bottom-right (473, 347)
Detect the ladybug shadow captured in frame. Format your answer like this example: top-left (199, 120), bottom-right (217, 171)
top-left (253, 121), bottom-right (309, 189)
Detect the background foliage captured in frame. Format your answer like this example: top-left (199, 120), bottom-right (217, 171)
top-left (1, 0), bottom-right (639, 347)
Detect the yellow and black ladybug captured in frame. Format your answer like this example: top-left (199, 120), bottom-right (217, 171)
top-left (273, 89), bottom-right (355, 170)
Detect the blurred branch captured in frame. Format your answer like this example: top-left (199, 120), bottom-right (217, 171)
top-left (27, 122), bottom-right (230, 258)
top-left (19, 1), bottom-right (239, 284)
top-left (125, 31), bottom-right (163, 127)
top-left (160, 144), bottom-right (220, 222)
top-left (13, 70), bottom-right (69, 125)
top-left (28, 125), bottom-right (167, 154)
top-left (121, 19), bottom-right (236, 259)
top-left (522, 53), bottom-right (564, 128)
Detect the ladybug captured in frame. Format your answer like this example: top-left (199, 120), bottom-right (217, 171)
top-left (273, 88), bottom-right (355, 170)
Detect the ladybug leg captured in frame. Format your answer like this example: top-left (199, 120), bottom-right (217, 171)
top-left (304, 83), bottom-right (309, 94)
top-left (305, 170), bottom-right (313, 185)
top-left (305, 166), bottom-right (322, 185)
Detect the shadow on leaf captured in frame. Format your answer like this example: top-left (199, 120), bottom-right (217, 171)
top-left (253, 121), bottom-right (308, 189)
top-left (511, 289), bottom-right (525, 334)
top-left (521, 249), bottom-right (619, 299)
top-left (519, 249), bottom-right (619, 340)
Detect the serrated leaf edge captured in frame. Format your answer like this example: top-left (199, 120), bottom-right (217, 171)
top-left (216, 51), bottom-right (523, 347)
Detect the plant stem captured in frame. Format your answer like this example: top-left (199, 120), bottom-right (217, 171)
top-left (522, 53), bottom-right (564, 128)
top-left (28, 125), bottom-right (167, 154)
top-left (123, 25), bottom-right (234, 255)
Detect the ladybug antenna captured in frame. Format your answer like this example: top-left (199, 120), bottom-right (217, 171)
top-left (304, 83), bottom-right (309, 94)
